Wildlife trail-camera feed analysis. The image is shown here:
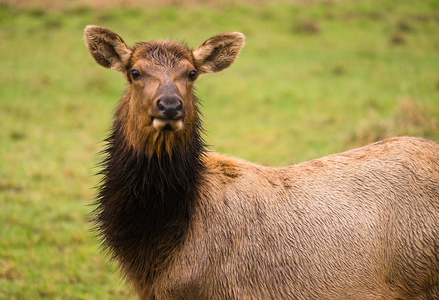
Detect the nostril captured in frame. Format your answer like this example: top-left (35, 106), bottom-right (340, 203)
top-left (157, 100), bottom-right (165, 112)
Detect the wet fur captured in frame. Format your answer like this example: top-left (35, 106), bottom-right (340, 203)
top-left (85, 26), bottom-right (439, 299)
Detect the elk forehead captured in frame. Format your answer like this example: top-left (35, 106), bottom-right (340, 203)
top-left (130, 41), bottom-right (194, 70)
top-left (129, 40), bottom-right (196, 87)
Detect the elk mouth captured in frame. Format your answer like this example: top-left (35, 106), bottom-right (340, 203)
top-left (151, 117), bottom-right (184, 132)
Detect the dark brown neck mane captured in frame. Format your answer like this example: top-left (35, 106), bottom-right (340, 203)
top-left (93, 92), bottom-right (205, 284)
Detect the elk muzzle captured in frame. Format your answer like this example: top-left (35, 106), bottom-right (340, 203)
top-left (157, 95), bottom-right (183, 120)
top-left (151, 93), bottom-right (185, 132)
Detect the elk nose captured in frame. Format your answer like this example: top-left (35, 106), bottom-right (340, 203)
top-left (156, 96), bottom-right (183, 119)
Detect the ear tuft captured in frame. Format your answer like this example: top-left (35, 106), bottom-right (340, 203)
top-left (192, 32), bottom-right (245, 74)
top-left (84, 25), bottom-right (133, 76)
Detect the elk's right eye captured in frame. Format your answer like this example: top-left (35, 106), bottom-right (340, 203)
top-left (131, 69), bottom-right (141, 80)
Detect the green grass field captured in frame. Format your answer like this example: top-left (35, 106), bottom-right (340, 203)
top-left (1, 0), bottom-right (438, 298)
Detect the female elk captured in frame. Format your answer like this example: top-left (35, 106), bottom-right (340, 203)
top-left (84, 25), bottom-right (439, 299)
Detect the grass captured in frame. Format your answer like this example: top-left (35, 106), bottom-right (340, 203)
top-left (1, 0), bottom-right (438, 298)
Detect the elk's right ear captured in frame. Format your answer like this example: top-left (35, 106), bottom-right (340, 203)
top-left (84, 25), bottom-right (132, 76)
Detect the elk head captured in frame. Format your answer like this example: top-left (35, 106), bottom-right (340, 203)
top-left (84, 26), bottom-right (245, 156)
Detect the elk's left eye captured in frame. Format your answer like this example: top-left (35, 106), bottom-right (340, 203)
top-left (131, 69), bottom-right (141, 80)
top-left (188, 70), bottom-right (197, 81)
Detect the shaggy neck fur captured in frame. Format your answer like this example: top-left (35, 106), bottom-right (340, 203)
top-left (94, 92), bottom-right (205, 285)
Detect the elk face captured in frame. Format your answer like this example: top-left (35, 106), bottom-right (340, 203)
top-left (84, 26), bottom-right (245, 154)
top-left (127, 42), bottom-right (198, 133)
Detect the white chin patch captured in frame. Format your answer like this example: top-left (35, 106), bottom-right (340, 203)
top-left (152, 118), bottom-right (184, 132)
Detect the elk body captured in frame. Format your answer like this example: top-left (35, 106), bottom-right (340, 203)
top-left (84, 25), bottom-right (439, 299)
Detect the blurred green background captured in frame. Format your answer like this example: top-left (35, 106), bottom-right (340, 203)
top-left (1, 0), bottom-right (438, 298)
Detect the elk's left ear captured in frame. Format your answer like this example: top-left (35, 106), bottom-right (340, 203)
top-left (192, 32), bottom-right (245, 74)
top-left (84, 25), bottom-right (133, 76)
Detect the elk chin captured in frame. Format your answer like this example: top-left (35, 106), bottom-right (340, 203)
top-left (152, 118), bottom-right (184, 132)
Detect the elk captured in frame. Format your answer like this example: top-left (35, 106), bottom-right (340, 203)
top-left (84, 25), bottom-right (439, 299)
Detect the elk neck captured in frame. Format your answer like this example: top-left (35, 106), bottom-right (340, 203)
top-left (94, 89), bottom-right (206, 277)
